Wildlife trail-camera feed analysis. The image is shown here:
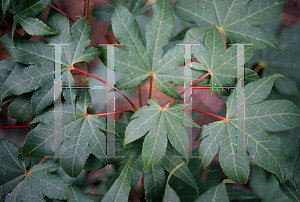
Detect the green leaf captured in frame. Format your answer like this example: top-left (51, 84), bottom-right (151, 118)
top-left (101, 157), bottom-right (132, 202)
top-left (16, 15), bottom-right (58, 36)
top-left (2, 0), bottom-right (11, 16)
top-left (0, 64), bottom-right (53, 105)
top-left (11, 0), bottom-right (52, 17)
top-left (124, 98), bottom-right (200, 171)
top-left (83, 154), bottom-right (105, 170)
top-left (250, 165), bottom-right (292, 202)
top-left (144, 162), bottom-right (166, 202)
top-left (162, 147), bottom-right (199, 196)
top-left (22, 90), bottom-right (108, 177)
top-left (92, 4), bottom-right (114, 22)
top-left (174, 0), bottom-right (287, 52)
top-left (199, 74), bottom-right (300, 184)
top-left (279, 137), bottom-right (300, 202)
top-left (162, 160), bottom-right (186, 202)
top-left (8, 92), bottom-right (32, 122)
top-left (249, 17), bottom-right (300, 97)
top-left (67, 184), bottom-right (94, 202)
top-left (0, 10), bottom-right (100, 116)
top-left (194, 182), bottom-right (229, 202)
top-left (188, 26), bottom-right (256, 96)
top-left (107, 0), bottom-right (210, 99)
top-left (0, 60), bottom-right (19, 87)
top-left (0, 139), bottom-right (67, 201)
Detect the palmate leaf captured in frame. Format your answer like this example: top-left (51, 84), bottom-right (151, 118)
top-left (279, 137), bottom-right (300, 202)
top-left (0, 9), bottom-right (100, 117)
top-left (249, 17), bottom-right (300, 97)
top-left (21, 90), bottom-right (108, 177)
top-left (0, 139), bottom-right (67, 201)
top-left (174, 0), bottom-right (287, 52)
top-left (103, 0), bottom-right (209, 100)
top-left (124, 98), bottom-right (200, 172)
top-left (198, 74), bottom-right (300, 184)
top-left (187, 25), bottom-right (258, 96)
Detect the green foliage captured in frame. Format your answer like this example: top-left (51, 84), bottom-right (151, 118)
top-left (0, 0), bottom-right (299, 201)
top-left (174, 0), bottom-right (287, 52)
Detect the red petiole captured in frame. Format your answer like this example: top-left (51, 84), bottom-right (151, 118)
top-left (71, 67), bottom-right (138, 111)
top-left (89, 110), bottom-right (134, 116)
top-left (49, 5), bottom-right (76, 22)
top-left (0, 125), bottom-right (31, 129)
top-left (0, 21), bottom-right (26, 39)
top-left (192, 109), bottom-right (225, 121)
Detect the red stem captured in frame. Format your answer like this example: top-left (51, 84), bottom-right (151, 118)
top-left (84, 0), bottom-right (90, 24)
top-left (0, 46), bottom-right (6, 50)
top-left (39, 158), bottom-right (47, 163)
top-left (0, 21), bottom-right (26, 39)
top-left (49, 5), bottom-right (76, 22)
top-left (167, 72), bottom-right (211, 107)
top-left (148, 74), bottom-right (153, 104)
top-left (89, 110), bottom-right (134, 116)
top-left (0, 125), bottom-right (31, 129)
top-left (192, 109), bottom-right (225, 121)
top-left (71, 67), bottom-right (138, 111)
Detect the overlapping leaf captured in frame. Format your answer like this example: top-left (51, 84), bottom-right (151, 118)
top-left (21, 90), bottom-right (108, 177)
top-left (144, 162), bottom-right (166, 202)
top-left (194, 181), bottom-right (229, 202)
top-left (67, 184), bottom-right (94, 202)
top-left (162, 161), bottom-right (185, 202)
top-left (279, 137), bottom-right (300, 202)
top-left (174, 0), bottom-right (287, 52)
top-left (0, 9), bottom-right (100, 117)
top-left (7, 0), bottom-right (57, 36)
top-left (162, 147), bottom-right (199, 196)
top-left (102, 0), bottom-right (209, 100)
top-left (187, 25), bottom-right (258, 96)
top-left (124, 98), bottom-right (200, 172)
top-left (0, 139), bottom-right (67, 201)
top-left (101, 157), bottom-right (132, 202)
top-left (249, 17), bottom-right (300, 97)
top-left (92, 0), bottom-right (151, 23)
top-left (198, 74), bottom-right (300, 184)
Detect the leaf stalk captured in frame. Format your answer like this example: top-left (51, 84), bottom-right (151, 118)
top-left (192, 109), bottom-right (225, 121)
top-left (71, 67), bottom-right (138, 111)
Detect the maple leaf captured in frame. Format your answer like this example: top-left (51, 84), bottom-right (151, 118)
top-left (197, 74), bottom-right (300, 183)
top-left (0, 139), bottom-right (67, 201)
top-left (174, 0), bottom-right (287, 52)
top-left (249, 17), bottom-right (300, 97)
top-left (124, 98), bottom-right (200, 172)
top-left (187, 25), bottom-right (259, 96)
top-left (100, 0), bottom-right (210, 100)
top-left (0, 9), bottom-right (100, 118)
top-left (21, 90), bottom-right (108, 177)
